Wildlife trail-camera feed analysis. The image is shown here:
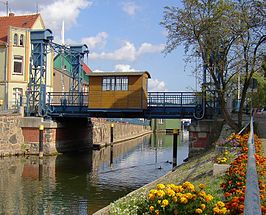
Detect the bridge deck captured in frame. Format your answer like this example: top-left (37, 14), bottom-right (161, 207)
top-left (44, 91), bottom-right (211, 119)
top-left (48, 105), bottom-right (198, 119)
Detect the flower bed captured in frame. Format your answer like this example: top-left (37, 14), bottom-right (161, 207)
top-left (143, 182), bottom-right (228, 215)
top-left (220, 133), bottom-right (266, 214)
top-left (107, 132), bottom-right (265, 215)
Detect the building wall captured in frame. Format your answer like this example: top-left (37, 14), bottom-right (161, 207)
top-left (0, 47), bottom-right (7, 104)
top-left (4, 18), bottom-right (53, 109)
top-left (89, 75), bottom-right (148, 109)
top-left (6, 27), bottom-right (28, 108)
top-left (53, 54), bottom-right (89, 93)
top-left (53, 68), bottom-right (71, 92)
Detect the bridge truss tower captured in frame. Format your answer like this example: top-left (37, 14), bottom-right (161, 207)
top-left (26, 29), bottom-right (89, 116)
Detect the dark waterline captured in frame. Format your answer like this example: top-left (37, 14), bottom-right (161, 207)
top-left (0, 132), bottom-right (189, 215)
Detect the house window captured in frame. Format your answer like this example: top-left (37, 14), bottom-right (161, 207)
top-left (102, 76), bottom-right (128, 91)
top-left (19, 34), bottom-right (24, 46)
top-left (14, 33), bottom-right (18, 46)
top-left (13, 56), bottom-right (23, 75)
top-left (12, 88), bottom-right (23, 106)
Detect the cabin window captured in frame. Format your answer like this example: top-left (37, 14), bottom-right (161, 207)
top-left (13, 33), bottom-right (18, 46)
top-left (19, 34), bottom-right (24, 46)
top-left (102, 76), bottom-right (128, 91)
top-left (13, 56), bottom-right (23, 75)
top-left (121, 77), bottom-right (128, 91)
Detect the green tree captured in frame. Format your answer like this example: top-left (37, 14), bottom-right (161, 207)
top-left (161, 0), bottom-right (266, 130)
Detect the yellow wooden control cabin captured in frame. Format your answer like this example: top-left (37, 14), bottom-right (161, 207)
top-left (87, 71), bottom-right (151, 109)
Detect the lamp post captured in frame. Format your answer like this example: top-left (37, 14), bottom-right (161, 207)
top-left (0, 1), bottom-right (8, 16)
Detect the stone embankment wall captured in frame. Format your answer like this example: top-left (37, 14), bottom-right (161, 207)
top-left (21, 117), bottom-right (91, 155)
top-left (91, 118), bottom-right (151, 147)
top-left (0, 113), bottom-right (24, 156)
top-left (0, 114), bottom-right (151, 156)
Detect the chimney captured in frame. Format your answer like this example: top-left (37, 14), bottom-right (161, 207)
top-left (9, 12), bottom-right (15, 17)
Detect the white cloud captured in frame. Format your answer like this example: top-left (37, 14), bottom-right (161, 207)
top-left (93, 64), bottom-right (137, 73)
top-left (93, 69), bottom-right (108, 73)
top-left (89, 41), bottom-right (136, 61)
top-left (122, 1), bottom-right (140, 16)
top-left (0, 0), bottom-right (92, 36)
top-left (148, 79), bottom-right (167, 91)
top-left (81, 32), bottom-right (108, 49)
top-left (88, 41), bottom-right (164, 61)
top-left (138, 43), bottom-right (165, 55)
top-left (40, 0), bottom-right (92, 34)
top-left (115, 64), bottom-right (136, 72)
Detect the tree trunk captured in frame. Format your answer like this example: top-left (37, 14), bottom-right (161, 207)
top-left (219, 93), bottom-right (239, 131)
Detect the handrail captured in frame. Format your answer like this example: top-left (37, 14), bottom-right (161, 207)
top-left (244, 115), bottom-right (262, 215)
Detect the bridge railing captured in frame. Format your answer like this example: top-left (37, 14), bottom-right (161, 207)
top-left (148, 92), bottom-right (202, 107)
top-left (47, 92), bottom-right (88, 106)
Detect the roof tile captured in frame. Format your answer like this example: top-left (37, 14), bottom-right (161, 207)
top-left (0, 14), bottom-right (40, 43)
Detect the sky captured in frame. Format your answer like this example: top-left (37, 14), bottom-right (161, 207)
top-left (0, 0), bottom-right (199, 91)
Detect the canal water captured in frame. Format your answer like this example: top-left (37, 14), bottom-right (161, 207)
top-left (0, 132), bottom-right (189, 215)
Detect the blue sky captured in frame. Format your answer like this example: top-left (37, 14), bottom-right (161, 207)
top-left (0, 0), bottom-right (198, 91)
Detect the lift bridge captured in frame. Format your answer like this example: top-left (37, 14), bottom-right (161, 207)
top-left (26, 29), bottom-right (218, 120)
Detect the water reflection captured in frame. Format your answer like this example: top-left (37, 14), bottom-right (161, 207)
top-left (0, 132), bottom-right (189, 215)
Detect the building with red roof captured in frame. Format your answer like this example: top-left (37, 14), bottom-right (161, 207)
top-left (0, 13), bottom-right (53, 109)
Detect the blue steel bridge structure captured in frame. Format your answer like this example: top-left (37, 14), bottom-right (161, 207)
top-left (26, 29), bottom-right (218, 120)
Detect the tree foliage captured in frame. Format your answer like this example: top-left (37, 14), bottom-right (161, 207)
top-left (161, 0), bottom-right (266, 130)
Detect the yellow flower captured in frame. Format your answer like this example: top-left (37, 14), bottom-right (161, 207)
top-left (167, 183), bottom-right (176, 189)
top-left (182, 181), bottom-right (195, 191)
top-left (157, 190), bottom-right (165, 198)
top-left (172, 196), bottom-right (178, 202)
top-left (157, 200), bottom-right (161, 204)
top-left (195, 208), bottom-right (203, 214)
top-left (157, 183), bottom-right (165, 190)
top-left (200, 204), bottom-right (206, 210)
top-left (161, 199), bottom-right (169, 207)
top-left (185, 192), bottom-right (193, 199)
top-left (220, 207), bottom-right (227, 214)
top-left (149, 206), bottom-right (155, 213)
top-left (176, 192), bottom-right (182, 198)
top-left (217, 201), bottom-right (225, 208)
top-left (180, 197), bottom-right (188, 204)
top-left (148, 193), bottom-right (155, 201)
top-left (198, 191), bottom-right (206, 197)
top-left (205, 194), bottom-right (213, 202)
top-left (174, 186), bottom-right (183, 193)
top-left (150, 189), bottom-right (157, 194)
top-left (155, 210), bottom-right (160, 215)
top-left (167, 188), bottom-right (175, 197)
top-left (199, 183), bottom-right (205, 189)
top-left (213, 207), bottom-right (220, 214)
top-left (192, 194), bottom-right (197, 200)
top-left (187, 184), bottom-right (195, 192)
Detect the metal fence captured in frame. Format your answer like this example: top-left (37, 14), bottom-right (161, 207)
top-left (244, 115), bottom-right (262, 215)
top-left (148, 92), bottom-right (202, 107)
top-left (47, 92), bottom-right (88, 106)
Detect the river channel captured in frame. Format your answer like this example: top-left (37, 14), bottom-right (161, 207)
top-left (0, 132), bottom-right (189, 215)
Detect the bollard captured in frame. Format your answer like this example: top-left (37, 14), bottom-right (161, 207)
top-left (39, 159), bottom-right (43, 181)
top-left (39, 124), bottom-right (44, 158)
top-left (110, 123), bottom-right (114, 165)
top-left (110, 123), bottom-right (114, 143)
top-left (172, 129), bottom-right (178, 168)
